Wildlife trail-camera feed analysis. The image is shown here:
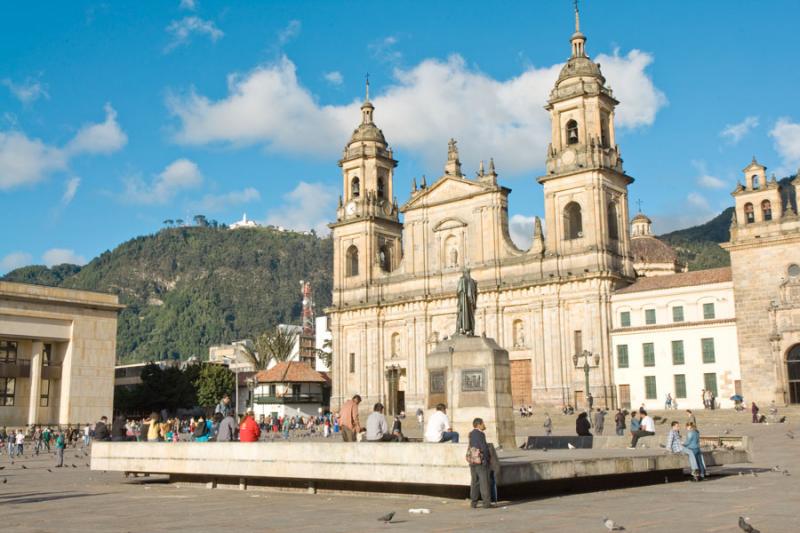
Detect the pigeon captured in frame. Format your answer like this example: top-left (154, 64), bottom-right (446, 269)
top-left (783, 470), bottom-right (790, 476)
top-left (378, 512), bottom-right (395, 524)
top-left (567, 443), bottom-right (576, 449)
top-left (2, 477), bottom-right (6, 484)
top-left (21, 465), bottom-right (27, 469)
top-left (71, 464), bottom-right (77, 468)
top-left (738, 516), bottom-right (760, 533)
top-left (47, 468), bottom-right (52, 473)
top-left (750, 471), bottom-right (758, 477)
top-left (603, 517), bottom-right (625, 531)
top-left (786, 432), bottom-right (795, 439)
top-left (542, 447), bottom-right (548, 452)
top-left (771, 466), bottom-right (781, 472)
top-left (723, 429), bottom-right (731, 435)
top-left (0, 466), bottom-right (4, 470)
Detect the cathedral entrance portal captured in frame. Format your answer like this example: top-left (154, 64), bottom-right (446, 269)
top-left (788, 345), bottom-right (800, 404)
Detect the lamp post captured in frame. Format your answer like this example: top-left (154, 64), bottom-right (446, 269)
top-left (572, 349), bottom-right (600, 408)
top-left (222, 356), bottom-right (240, 416)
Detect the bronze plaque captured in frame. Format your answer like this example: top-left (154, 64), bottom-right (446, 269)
top-left (461, 368), bottom-right (485, 392)
top-left (429, 369), bottom-right (446, 394)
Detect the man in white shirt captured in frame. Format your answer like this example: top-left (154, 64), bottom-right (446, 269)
top-left (425, 403), bottom-right (459, 443)
top-left (365, 403), bottom-right (396, 442)
top-left (629, 409), bottom-right (656, 448)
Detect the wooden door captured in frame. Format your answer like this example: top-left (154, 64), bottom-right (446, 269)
top-left (510, 359), bottom-right (532, 406)
top-left (618, 384), bottom-right (631, 410)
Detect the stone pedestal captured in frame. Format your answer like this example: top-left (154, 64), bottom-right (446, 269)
top-left (425, 335), bottom-right (516, 449)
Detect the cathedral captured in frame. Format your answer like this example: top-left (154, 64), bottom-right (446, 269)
top-left (328, 11), bottom-right (800, 413)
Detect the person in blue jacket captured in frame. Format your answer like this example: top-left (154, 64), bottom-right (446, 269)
top-left (682, 421), bottom-right (706, 481)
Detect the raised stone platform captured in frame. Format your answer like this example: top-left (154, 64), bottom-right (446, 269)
top-left (91, 437), bottom-right (752, 498)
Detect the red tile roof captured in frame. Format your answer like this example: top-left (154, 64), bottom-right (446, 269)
top-left (615, 267), bottom-right (732, 295)
top-left (255, 362), bottom-right (327, 383)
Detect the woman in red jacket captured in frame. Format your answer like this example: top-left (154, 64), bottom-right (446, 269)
top-left (239, 408), bottom-right (261, 442)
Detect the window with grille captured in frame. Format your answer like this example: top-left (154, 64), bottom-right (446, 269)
top-left (0, 378), bottom-right (15, 406)
top-left (617, 345), bottom-right (629, 368)
top-left (701, 338), bottom-right (715, 363)
top-left (644, 376), bottom-right (657, 399)
top-left (703, 373), bottom-right (718, 397)
top-left (674, 374), bottom-right (686, 398)
top-left (620, 311), bottom-right (631, 327)
top-left (645, 309), bottom-right (656, 325)
top-left (40, 379), bottom-right (50, 407)
top-left (672, 306), bottom-right (684, 322)
top-left (0, 340), bottom-right (17, 363)
top-left (703, 303), bottom-right (715, 320)
top-left (671, 340), bottom-right (685, 365)
top-left (643, 343), bottom-right (655, 367)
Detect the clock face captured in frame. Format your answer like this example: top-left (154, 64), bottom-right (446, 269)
top-left (561, 149), bottom-right (576, 166)
top-left (346, 201), bottom-right (357, 215)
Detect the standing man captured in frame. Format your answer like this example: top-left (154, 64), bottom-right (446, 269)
top-left (686, 409), bottom-right (697, 428)
top-left (416, 408), bottom-right (424, 431)
top-left (54, 431), bottom-right (65, 468)
top-left (94, 416), bottom-right (110, 441)
top-left (467, 418), bottom-right (492, 509)
top-left (215, 394), bottom-right (233, 418)
top-left (425, 403), bottom-right (459, 443)
top-left (543, 413), bottom-right (552, 436)
top-left (593, 409), bottom-right (606, 436)
top-left (586, 393), bottom-right (594, 412)
top-left (614, 409), bottom-right (626, 436)
top-left (339, 394), bottom-right (363, 442)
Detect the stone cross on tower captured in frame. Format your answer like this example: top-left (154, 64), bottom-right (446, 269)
top-left (444, 138), bottom-right (462, 176)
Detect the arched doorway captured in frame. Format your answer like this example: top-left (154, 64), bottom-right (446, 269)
top-left (788, 345), bottom-right (800, 404)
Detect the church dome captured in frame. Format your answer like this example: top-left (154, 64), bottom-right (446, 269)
top-left (348, 122), bottom-right (387, 145)
top-left (631, 236), bottom-right (678, 264)
top-left (631, 212), bottom-right (651, 224)
top-left (557, 55), bottom-right (605, 85)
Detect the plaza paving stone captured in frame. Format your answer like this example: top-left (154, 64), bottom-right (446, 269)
top-left (1, 408), bottom-right (798, 532)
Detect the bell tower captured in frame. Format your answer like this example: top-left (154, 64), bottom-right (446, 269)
top-left (330, 80), bottom-right (403, 306)
top-left (537, 4), bottom-right (634, 277)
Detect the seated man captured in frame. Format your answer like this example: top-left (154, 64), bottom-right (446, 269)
top-left (425, 403), bottom-right (459, 443)
top-left (365, 403), bottom-right (396, 442)
top-left (628, 410), bottom-right (655, 449)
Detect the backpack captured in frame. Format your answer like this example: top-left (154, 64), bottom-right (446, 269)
top-left (466, 446), bottom-right (483, 465)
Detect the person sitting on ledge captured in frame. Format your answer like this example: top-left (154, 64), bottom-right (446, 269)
top-left (366, 403), bottom-right (397, 442)
top-left (425, 403), bottom-right (459, 443)
top-left (239, 408), bottom-right (261, 442)
top-left (628, 410), bottom-right (655, 449)
top-left (575, 411), bottom-right (592, 437)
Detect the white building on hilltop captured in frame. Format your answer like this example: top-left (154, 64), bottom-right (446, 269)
top-left (230, 213), bottom-right (259, 230)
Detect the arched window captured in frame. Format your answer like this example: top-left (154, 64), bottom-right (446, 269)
top-left (761, 199), bottom-right (772, 221)
top-left (379, 245), bottom-right (391, 272)
top-left (566, 120), bottom-right (579, 145)
top-left (351, 177), bottom-right (360, 198)
top-left (744, 203), bottom-right (755, 224)
top-left (752, 175), bottom-right (760, 190)
top-left (607, 202), bottom-right (619, 240)
top-left (346, 245), bottom-right (359, 277)
top-left (377, 178), bottom-right (385, 199)
top-left (564, 202), bottom-right (583, 240)
top-left (513, 319), bottom-right (525, 348)
top-left (788, 344), bottom-right (800, 404)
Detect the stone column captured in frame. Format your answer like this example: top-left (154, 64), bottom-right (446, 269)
top-left (28, 341), bottom-right (43, 426)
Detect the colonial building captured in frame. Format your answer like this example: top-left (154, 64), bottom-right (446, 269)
top-left (1, 281), bottom-right (123, 427)
top-left (723, 159), bottom-right (800, 405)
top-left (329, 11), bottom-right (635, 413)
top-left (327, 10), bottom-right (800, 414)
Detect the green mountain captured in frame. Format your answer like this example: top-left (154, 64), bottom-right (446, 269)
top-left (3, 226), bottom-right (332, 363)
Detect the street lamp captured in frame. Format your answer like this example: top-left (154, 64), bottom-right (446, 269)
top-left (222, 356), bottom-right (240, 415)
top-left (573, 350), bottom-right (600, 407)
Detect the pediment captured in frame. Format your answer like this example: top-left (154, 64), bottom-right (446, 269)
top-left (401, 176), bottom-right (492, 211)
top-left (433, 217), bottom-right (468, 232)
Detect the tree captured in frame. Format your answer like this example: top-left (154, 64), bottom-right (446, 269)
top-left (317, 337), bottom-right (332, 368)
top-left (163, 219), bottom-right (174, 227)
top-left (176, 219), bottom-right (184, 226)
top-left (242, 327), bottom-right (299, 369)
top-left (193, 214), bottom-right (208, 227)
top-left (194, 364), bottom-right (235, 408)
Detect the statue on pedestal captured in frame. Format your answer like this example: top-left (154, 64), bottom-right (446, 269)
top-left (456, 268), bottom-right (477, 336)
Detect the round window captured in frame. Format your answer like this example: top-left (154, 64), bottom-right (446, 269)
top-left (788, 264), bottom-right (800, 278)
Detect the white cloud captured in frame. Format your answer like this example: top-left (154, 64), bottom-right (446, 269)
top-left (687, 192), bottom-right (711, 211)
top-left (42, 248), bottom-right (86, 267)
top-left (720, 116), bottom-right (759, 144)
top-left (123, 158), bottom-right (203, 205)
top-left (0, 131), bottom-right (67, 189)
top-left (191, 187), bottom-right (260, 212)
top-left (0, 104), bottom-right (126, 190)
top-left (770, 117), bottom-right (800, 174)
top-left (165, 16), bottom-right (223, 52)
top-left (264, 181), bottom-right (336, 235)
top-left (691, 160), bottom-right (727, 189)
top-left (278, 20), bottom-right (301, 46)
top-left (0, 251), bottom-right (33, 273)
top-left (2, 77), bottom-right (49, 105)
top-left (179, 0), bottom-right (196, 10)
top-left (369, 36), bottom-right (402, 64)
top-left (61, 177), bottom-right (81, 206)
top-left (323, 71), bottom-right (343, 86)
top-left (508, 214), bottom-right (537, 250)
top-left (168, 49), bottom-right (666, 175)
top-left (66, 103), bottom-right (127, 155)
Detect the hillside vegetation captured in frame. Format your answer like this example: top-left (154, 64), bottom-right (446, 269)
top-left (3, 227), bottom-right (332, 363)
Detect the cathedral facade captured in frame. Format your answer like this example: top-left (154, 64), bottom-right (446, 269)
top-left (328, 14), bottom-right (636, 412)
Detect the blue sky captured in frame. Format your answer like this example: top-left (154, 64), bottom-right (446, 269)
top-left (2, 1), bottom-right (800, 273)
